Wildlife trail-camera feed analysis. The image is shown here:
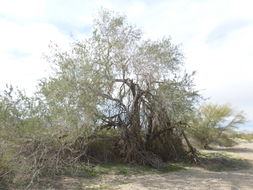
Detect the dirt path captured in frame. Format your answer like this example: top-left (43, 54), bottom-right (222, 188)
top-left (118, 142), bottom-right (253, 190)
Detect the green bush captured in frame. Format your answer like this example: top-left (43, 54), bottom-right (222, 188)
top-left (232, 133), bottom-right (253, 141)
top-left (188, 103), bottom-right (245, 149)
top-left (0, 9), bottom-right (200, 188)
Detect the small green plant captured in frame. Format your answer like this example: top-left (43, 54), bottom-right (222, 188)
top-left (65, 165), bottom-right (99, 178)
top-left (97, 162), bottom-right (184, 175)
top-left (118, 168), bottom-right (128, 175)
top-left (158, 164), bottom-right (185, 173)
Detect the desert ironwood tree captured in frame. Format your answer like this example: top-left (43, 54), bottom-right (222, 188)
top-left (39, 10), bottom-right (199, 165)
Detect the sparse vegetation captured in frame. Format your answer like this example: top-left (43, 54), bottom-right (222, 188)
top-left (0, 10), bottom-right (199, 188)
top-left (188, 103), bottom-right (246, 149)
top-left (197, 152), bottom-right (251, 171)
top-left (0, 9), bottom-right (251, 190)
top-left (232, 132), bottom-right (253, 141)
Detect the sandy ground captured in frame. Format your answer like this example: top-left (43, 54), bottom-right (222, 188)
top-left (116, 141), bottom-right (253, 190)
top-left (36, 141), bottom-right (253, 190)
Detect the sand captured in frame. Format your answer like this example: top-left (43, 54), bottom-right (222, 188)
top-left (36, 141), bottom-right (253, 190)
top-left (118, 141), bottom-right (253, 190)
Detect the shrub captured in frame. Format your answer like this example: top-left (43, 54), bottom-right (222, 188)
top-left (188, 103), bottom-right (245, 149)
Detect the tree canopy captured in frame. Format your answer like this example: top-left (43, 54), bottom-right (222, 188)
top-left (0, 10), bottom-right (201, 186)
top-left (38, 10), bottom-right (199, 162)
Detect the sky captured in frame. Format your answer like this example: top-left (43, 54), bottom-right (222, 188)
top-left (0, 0), bottom-right (253, 131)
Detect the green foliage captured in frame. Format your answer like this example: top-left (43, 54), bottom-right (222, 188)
top-left (232, 132), bottom-right (253, 141)
top-left (39, 9), bottom-right (198, 129)
top-left (37, 9), bottom-right (199, 165)
top-left (158, 164), bottom-right (185, 173)
top-left (93, 162), bottom-right (183, 175)
top-left (0, 9), bottom-right (199, 188)
top-left (65, 165), bottom-right (99, 177)
top-left (189, 103), bottom-right (246, 148)
top-left (97, 163), bottom-right (152, 174)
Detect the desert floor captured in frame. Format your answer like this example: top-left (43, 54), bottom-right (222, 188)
top-left (33, 141), bottom-right (253, 190)
top-left (117, 141), bottom-right (253, 190)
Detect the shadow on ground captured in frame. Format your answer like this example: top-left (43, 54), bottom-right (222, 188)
top-left (212, 147), bottom-right (253, 153)
top-left (126, 167), bottom-right (253, 190)
top-left (197, 152), bottom-right (252, 171)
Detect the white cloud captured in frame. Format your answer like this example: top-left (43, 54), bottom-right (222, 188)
top-left (0, 18), bottom-right (71, 94)
top-left (0, 20), bottom-right (69, 54)
top-left (0, 0), bottom-right (253, 128)
top-left (0, 0), bottom-right (45, 19)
